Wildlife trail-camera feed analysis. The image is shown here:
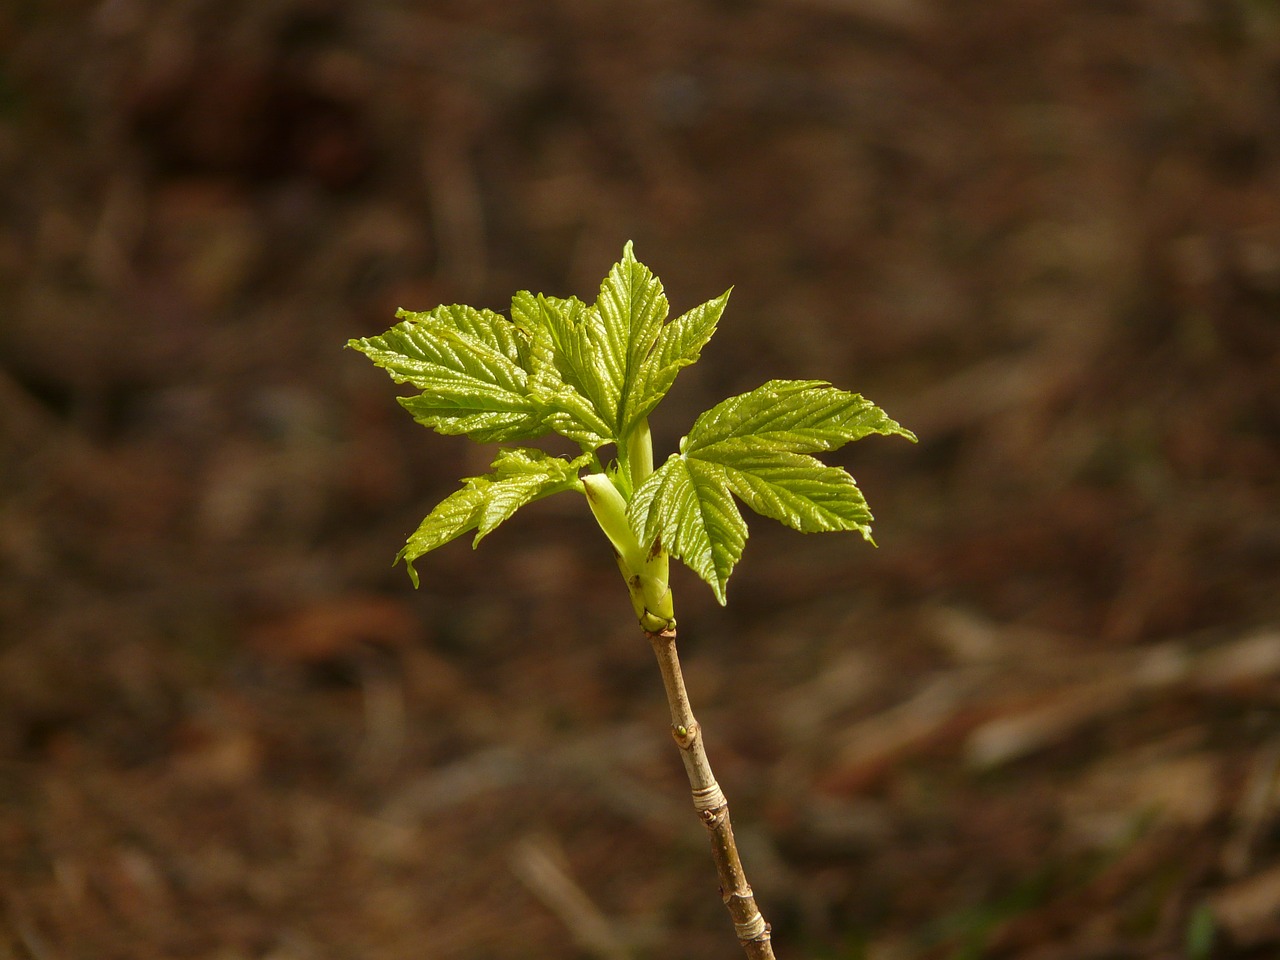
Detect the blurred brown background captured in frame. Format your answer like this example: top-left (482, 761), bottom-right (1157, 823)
top-left (2, 1), bottom-right (1279, 958)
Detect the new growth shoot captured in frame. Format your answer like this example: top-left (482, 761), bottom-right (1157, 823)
top-left (349, 243), bottom-right (915, 958)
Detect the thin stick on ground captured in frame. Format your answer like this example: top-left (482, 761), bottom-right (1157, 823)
top-left (511, 834), bottom-right (633, 960)
top-left (646, 628), bottom-right (776, 960)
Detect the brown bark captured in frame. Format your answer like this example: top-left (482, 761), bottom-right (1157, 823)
top-left (646, 628), bottom-right (776, 960)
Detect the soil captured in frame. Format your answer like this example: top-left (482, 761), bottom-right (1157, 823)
top-left (2, 2), bottom-right (1279, 958)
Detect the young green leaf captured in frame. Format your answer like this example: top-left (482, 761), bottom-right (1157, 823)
top-left (397, 448), bottom-right (591, 587)
top-left (598, 241), bottom-right (669, 432)
top-left (509, 243), bottom-right (724, 451)
top-left (630, 380), bottom-right (916, 603)
top-left (352, 245), bottom-right (914, 606)
top-left (685, 378), bottom-right (915, 455)
top-left (513, 291), bottom-right (616, 449)
top-left (510, 242), bottom-right (672, 449)
top-left (629, 454), bottom-right (747, 604)
top-left (718, 450), bottom-right (875, 534)
top-left (622, 288), bottom-right (731, 437)
top-left (348, 304), bottom-right (546, 443)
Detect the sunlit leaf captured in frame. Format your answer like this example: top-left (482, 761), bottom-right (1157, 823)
top-left (629, 454), bottom-right (747, 605)
top-left (719, 450), bottom-right (873, 536)
top-left (623, 288), bottom-right (730, 436)
top-left (630, 380), bottom-right (915, 602)
top-left (398, 449), bottom-right (590, 586)
top-left (686, 379), bottom-right (916, 455)
top-left (353, 245), bottom-right (916, 603)
top-left (348, 305), bottom-right (546, 443)
top-left (515, 291), bottom-right (615, 448)
top-left (597, 241), bottom-right (669, 432)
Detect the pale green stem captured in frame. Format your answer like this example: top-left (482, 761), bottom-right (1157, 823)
top-left (583, 468), bottom-right (673, 632)
top-left (583, 473), bottom-right (646, 573)
top-left (627, 417), bottom-right (654, 489)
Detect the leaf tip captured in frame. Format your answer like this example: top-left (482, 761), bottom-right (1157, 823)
top-left (396, 549), bottom-right (422, 589)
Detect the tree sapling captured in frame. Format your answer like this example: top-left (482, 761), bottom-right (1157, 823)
top-left (349, 243), bottom-right (915, 958)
